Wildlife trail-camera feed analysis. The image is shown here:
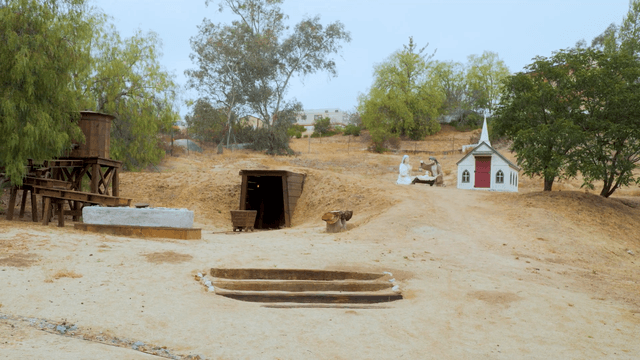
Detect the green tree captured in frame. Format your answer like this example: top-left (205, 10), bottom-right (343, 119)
top-left (466, 51), bottom-right (510, 114)
top-left (79, 24), bottom-right (179, 169)
top-left (188, 0), bottom-right (351, 154)
top-left (185, 98), bottom-right (228, 144)
top-left (430, 60), bottom-right (477, 125)
top-left (0, 0), bottom-right (90, 185)
top-left (566, 49), bottom-right (640, 197)
top-left (493, 54), bottom-right (583, 191)
top-left (359, 37), bottom-right (442, 150)
top-left (312, 117), bottom-right (332, 136)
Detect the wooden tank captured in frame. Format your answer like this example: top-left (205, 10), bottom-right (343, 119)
top-left (70, 111), bottom-right (114, 159)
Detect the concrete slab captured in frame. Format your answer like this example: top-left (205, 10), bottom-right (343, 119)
top-left (82, 206), bottom-right (194, 228)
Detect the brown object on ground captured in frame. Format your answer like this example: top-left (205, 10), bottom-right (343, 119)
top-left (74, 223), bottom-right (201, 240)
top-left (209, 268), bottom-right (401, 304)
top-left (0, 253), bottom-right (37, 268)
top-left (230, 210), bottom-right (257, 232)
top-left (322, 210), bottom-right (353, 233)
top-left (238, 170), bottom-right (305, 229)
top-left (143, 251), bottom-right (193, 264)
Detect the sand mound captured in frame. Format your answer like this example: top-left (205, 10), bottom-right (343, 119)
top-left (119, 149), bottom-right (399, 230)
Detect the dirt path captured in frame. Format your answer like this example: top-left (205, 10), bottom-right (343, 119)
top-left (1, 141), bottom-right (640, 359)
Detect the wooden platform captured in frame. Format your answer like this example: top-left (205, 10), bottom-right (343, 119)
top-left (32, 186), bottom-right (132, 207)
top-left (74, 223), bottom-right (201, 240)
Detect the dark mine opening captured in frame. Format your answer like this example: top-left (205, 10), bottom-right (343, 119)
top-left (245, 176), bottom-right (285, 229)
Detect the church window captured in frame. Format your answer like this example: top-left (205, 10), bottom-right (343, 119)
top-left (462, 170), bottom-right (470, 183)
top-left (496, 170), bottom-right (504, 184)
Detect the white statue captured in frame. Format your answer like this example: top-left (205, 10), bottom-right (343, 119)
top-left (396, 155), bottom-right (414, 185)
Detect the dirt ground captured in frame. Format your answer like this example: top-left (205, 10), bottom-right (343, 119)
top-left (1, 130), bottom-right (640, 359)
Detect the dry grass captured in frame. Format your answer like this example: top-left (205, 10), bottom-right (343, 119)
top-left (0, 253), bottom-right (37, 268)
top-left (44, 269), bottom-right (83, 283)
top-left (143, 251), bottom-right (193, 264)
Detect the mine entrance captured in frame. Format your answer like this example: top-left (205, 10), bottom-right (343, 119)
top-left (245, 176), bottom-right (285, 229)
top-left (238, 170), bottom-right (306, 229)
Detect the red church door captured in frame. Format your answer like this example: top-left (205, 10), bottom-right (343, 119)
top-left (475, 157), bottom-right (491, 188)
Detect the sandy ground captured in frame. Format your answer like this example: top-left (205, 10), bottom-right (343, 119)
top-left (1, 131), bottom-right (640, 359)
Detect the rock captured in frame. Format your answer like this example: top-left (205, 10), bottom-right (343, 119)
top-left (56, 325), bottom-right (67, 334)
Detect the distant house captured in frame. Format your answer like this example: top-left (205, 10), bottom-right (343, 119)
top-left (295, 108), bottom-right (348, 132)
top-left (456, 117), bottom-right (520, 192)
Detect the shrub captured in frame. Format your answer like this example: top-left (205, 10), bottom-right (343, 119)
top-left (312, 117), bottom-right (332, 136)
top-left (343, 124), bottom-right (361, 136)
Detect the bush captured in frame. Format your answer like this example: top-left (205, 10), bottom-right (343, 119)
top-left (287, 124), bottom-right (306, 138)
top-left (312, 117), bottom-right (332, 136)
top-left (343, 124), bottom-right (361, 136)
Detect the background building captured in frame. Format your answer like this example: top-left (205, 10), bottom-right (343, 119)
top-left (295, 108), bottom-right (348, 132)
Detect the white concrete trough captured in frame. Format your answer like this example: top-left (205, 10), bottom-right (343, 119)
top-left (82, 206), bottom-right (194, 228)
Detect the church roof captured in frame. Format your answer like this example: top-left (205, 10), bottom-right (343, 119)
top-left (456, 141), bottom-right (521, 171)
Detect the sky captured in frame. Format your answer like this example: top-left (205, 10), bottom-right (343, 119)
top-left (91, 0), bottom-right (631, 119)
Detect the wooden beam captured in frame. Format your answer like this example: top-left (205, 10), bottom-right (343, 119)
top-left (74, 223), bottom-right (201, 240)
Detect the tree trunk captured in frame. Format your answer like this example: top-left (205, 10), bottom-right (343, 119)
top-left (543, 177), bottom-right (554, 191)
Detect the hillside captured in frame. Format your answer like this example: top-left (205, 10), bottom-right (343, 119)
top-left (1, 128), bottom-right (639, 359)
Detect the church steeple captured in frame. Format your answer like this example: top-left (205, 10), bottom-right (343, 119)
top-left (480, 114), bottom-right (491, 147)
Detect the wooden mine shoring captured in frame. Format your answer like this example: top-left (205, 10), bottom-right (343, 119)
top-left (238, 170), bottom-right (306, 228)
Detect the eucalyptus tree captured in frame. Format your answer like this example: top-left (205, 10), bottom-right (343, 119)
top-left (186, 20), bottom-right (247, 148)
top-left (0, 0), bottom-right (91, 185)
top-left (187, 0), bottom-right (351, 154)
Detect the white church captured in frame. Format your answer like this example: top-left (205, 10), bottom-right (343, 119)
top-left (456, 117), bottom-right (520, 192)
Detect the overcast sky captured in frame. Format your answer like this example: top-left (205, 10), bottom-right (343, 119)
top-left (91, 0), bottom-right (631, 119)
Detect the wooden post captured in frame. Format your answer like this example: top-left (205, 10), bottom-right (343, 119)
top-left (239, 174), bottom-right (248, 210)
top-left (30, 189), bottom-right (38, 222)
top-left (6, 186), bottom-right (17, 220)
top-left (19, 188), bottom-right (28, 218)
top-left (112, 167), bottom-right (119, 197)
top-left (42, 197), bottom-right (51, 225)
top-left (91, 164), bottom-right (99, 194)
top-left (57, 200), bottom-right (64, 227)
